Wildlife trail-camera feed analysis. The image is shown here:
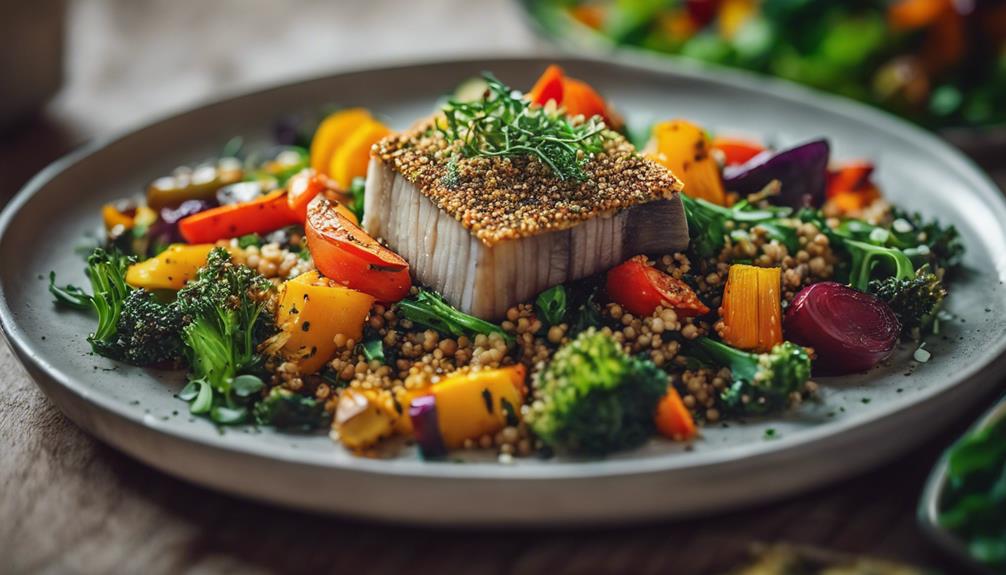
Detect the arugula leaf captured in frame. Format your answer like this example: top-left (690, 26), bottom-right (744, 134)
top-left (535, 285), bottom-right (567, 326)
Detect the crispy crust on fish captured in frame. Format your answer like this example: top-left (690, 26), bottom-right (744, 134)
top-left (372, 117), bottom-right (684, 246)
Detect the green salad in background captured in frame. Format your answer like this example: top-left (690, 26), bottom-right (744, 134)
top-left (527, 0), bottom-right (1006, 129)
top-left (938, 408), bottom-right (1006, 570)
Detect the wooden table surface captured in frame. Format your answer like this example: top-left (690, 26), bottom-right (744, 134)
top-left (1, 2), bottom-right (1003, 573)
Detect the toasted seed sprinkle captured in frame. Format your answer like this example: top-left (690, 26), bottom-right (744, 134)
top-left (372, 117), bottom-right (683, 246)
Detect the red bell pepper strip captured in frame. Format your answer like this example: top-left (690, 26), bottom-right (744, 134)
top-left (178, 189), bottom-right (299, 244)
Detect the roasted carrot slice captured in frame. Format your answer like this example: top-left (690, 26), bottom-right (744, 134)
top-left (655, 387), bottom-right (697, 441)
top-left (720, 264), bottom-right (782, 352)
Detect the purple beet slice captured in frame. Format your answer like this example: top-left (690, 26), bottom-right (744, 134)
top-left (784, 282), bottom-right (901, 374)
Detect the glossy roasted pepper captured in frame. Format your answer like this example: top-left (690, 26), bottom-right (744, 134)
top-left (146, 158), bottom-right (243, 210)
top-left (125, 243), bottom-right (223, 291)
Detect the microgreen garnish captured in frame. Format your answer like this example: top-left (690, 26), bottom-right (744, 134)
top-left (438, 73), bottom-right (609, 182)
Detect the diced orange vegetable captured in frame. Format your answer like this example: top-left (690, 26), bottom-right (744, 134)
top-left (656, 10), bottom-right (698, 40)
top-left (606, 256), bottom-right (709, 318)
top-left (427, 365), bottom-right (526, 449)
top-left (829, 186), bottom-right (882, 215)
top-left (717, 0), bottom-right (756, 39)
top-left (650, 120), bottom-right (727, 206)
top-left (178, 189), bottom-right (299, 244)
top-left (826, 161), bottom-right (874, 198)
top-left (720, 264), bottom-right (782, 353)
top-left (102, 204), bottom-right (157, 232)
top-left (888, 0), bottom-right (952, 30)
top-left (125, 244), bottom-right (222, 291)
top-left (276, 270), bottom-right (375, 375)
top-left (335, 389), bottom-right (396, 450)
top-left (560, 77), bottom-right (609, 121)
top-left (529, 64), bottom-right (566, 108)
top-left (825, 161), bottom-right (882, 216)
top-left (309, 108), bottom-right (373, 175)
top-left (329, 120), bottom-right (391, 188)
top-left (528, 65), bottom-right (615, 126)
top-left (103, 203), bottom-right (134, 231)
top-left (655, 387), bottom-right (697, 441)
top-left (711, 136), bottom-right (765, 167)
top-left (569, 5), bottom-right (605, 29)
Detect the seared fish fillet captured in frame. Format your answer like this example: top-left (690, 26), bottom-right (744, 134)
top-left (363, 120), bottom-right (688, 319)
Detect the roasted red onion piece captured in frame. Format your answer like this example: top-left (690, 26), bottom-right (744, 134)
top-left (409, 395), bottom-right (447, 459)
top-left (723, 139), bottom-right (830, 209)
top-left (784, 282), bottom-right (901, 374)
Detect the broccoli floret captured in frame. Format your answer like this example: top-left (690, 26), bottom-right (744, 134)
top-left (85, 248), bottom-right (135, 357)
top-left (175, 248), bottom-right (276, 424)
top-left (254, 387), bottom-right (328, 431)
top-left (694, 337), bottom-right (811, 415)
top-left (682, 194), bottom-right (792, 259)
top-left (116, 290), bottom-right (185, 366)
top-left (49, 248), bottom-right (135, 359)
top-left (528, 329), bottom-right (667, 455)
top-left (869, 267), bottom-right (946, 334)
top-left (890, 208), bottom-right (965, 273)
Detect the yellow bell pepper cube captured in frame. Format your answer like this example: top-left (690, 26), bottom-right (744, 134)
top-left (125, 243), bottom-right (219, 291)
top-left (277, 270), bottom-right (375, 375)
top-left (428, 365), bottom-right (527, 449)
top-left (649, 119), bottom-right (727, 206)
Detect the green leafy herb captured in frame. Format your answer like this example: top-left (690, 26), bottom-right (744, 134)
top-left (237, 233), bottom-right (263, 249)
top-left (349, 176), bottom-right (366, 222)
top-left (48, 271), bottom-right (90, 310)
top-left (398, 288), bottom-right (513, 344)
top-left (438, 73), bottom-right (609, 182)
top-left (535, 285), bottom-right (567, 326)
top-left (50, 249), bottom-right (137, 357)
top-left (360, 338), bottom-right (385, 363)
top-left (254, 387), bottom-right (328, 431)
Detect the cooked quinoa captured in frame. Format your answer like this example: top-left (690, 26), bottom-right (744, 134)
top-left (257, 244), bottom-right (818, 459)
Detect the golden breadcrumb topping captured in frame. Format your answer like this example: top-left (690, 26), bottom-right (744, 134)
top-left (372, 118), bottom-right (683, 246)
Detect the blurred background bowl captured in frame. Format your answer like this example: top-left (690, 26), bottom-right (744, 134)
top-left (517, 0), bottom-right (1006, 160)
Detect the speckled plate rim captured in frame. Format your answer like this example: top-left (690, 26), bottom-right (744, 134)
top-left (2, 54), bottom-right (1006, 523)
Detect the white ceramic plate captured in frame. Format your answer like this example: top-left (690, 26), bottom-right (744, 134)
top-left (2, 56), bottom-right (1005, 525)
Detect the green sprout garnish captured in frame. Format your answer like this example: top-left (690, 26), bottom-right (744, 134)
top-left (438, 73), bottom-right (609, 182)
